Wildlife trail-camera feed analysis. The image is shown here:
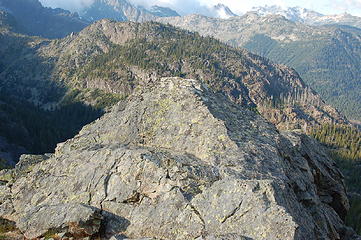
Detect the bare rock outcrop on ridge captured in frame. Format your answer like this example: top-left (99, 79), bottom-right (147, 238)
top-left (0, 77), bottom-right (357, 239)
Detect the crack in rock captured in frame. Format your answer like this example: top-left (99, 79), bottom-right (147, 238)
top-left (221, 200), bottom-right (243, 224)
top-left (189, 204), bottom-right (206, 230)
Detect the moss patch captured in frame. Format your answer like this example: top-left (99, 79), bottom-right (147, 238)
top-left (0, 219), bottom-right (17, 234)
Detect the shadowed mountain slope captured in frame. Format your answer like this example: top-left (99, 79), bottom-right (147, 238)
top-left (0, 19), bottom-right (348, 165)
top-left (0, 0), bottom-right (88, 38)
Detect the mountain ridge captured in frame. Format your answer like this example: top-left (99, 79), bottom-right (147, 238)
top-left (0, 18), bottom-right (349, 167)
top-left (212, 3), bottom-right (238, 19)
top-left (0, 77), bottom-right (358, 239)
top-left (148, 5), bottom-right (180, 18)
top-left (158, 13), bottom-right (361, 121)
top-left (0, 5), bottom-right (360, 239)
top-left (81, 0), bottom-right (180, 22)
top-left (0, 0), bottom-right (88, 38)
top-left (250, 5), bottom-right (361, 28)
top-left (34, 19), bottom-right (349, 128)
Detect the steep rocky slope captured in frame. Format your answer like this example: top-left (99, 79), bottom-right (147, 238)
top-left (158, 14), bottom-right (361, 121)
top-left (82, 0), bottom-right (155, 22)
top-left (1, 20), bottom-right (347, 130)
top-left (81, 0), bottom-right (179, 23)
top-left (0, 0), bottom-right (88, 38)
top-left (0, 77), bottom-right (358, 239)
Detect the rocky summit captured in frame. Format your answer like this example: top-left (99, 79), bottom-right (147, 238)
top-left (0, 77), bottom-right (358, 239)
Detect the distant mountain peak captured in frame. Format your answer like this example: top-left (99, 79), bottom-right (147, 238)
top-left (251, 5), bottom-right (323, 23)
top-left (212, 3), bottom-right (238, 19)
top-left (81, 0), bottom-right (179, 22)
top-left (250, 5), bottom-right (361, 28)
top-left (81, 0), bottom-right (148, 22)
top-left (148, 5), bottom-right (180, 17)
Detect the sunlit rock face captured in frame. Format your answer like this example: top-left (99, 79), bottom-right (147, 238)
top-left (0, 77), bottom-right (357, 239)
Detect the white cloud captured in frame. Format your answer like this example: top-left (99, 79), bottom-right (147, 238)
top-left (39, 0), bottom-right (361, 16)
top-left (40, 0), bottom-right (94, 11)
top-left (129, 0), bottom-right (210, 15)
top-left (332, 0), bottom-right (361, 13)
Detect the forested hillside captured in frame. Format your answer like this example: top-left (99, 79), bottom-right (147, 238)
top-left (243, 27), bottom-right (361, 121)
top-left (159, 14), bottom-right (361, 121)
top-left (0, 94), bottom-right (103, 154)
top-left (48, 20), bottom-right (347, 129)
top-left (0, 4), bottom-right (360, 239)
top-left (0, 19), bottom-right (347, 166)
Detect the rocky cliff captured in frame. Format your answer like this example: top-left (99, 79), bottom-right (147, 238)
top-left (0, 77), bottom-right (358, 239)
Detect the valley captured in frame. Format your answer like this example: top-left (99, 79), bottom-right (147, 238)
top-left (159, 13), bottom-right (361, 122)
top-left (0, 0), bottom-right (360, 239)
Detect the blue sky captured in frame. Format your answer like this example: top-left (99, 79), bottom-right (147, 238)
top-left (40, 0), bottom-right (361, 16)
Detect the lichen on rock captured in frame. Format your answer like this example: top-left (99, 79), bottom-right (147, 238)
top-left (0, 77), bottom-right (358, 239)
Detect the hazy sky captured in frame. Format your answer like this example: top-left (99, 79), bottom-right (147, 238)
top-left (39, 0), bottom-right (361, 16)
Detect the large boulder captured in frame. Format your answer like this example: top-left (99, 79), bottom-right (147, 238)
top-left (17, 203), bottom-right (102, 239)
top-left (0, 77), bottom-right (357, 239)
